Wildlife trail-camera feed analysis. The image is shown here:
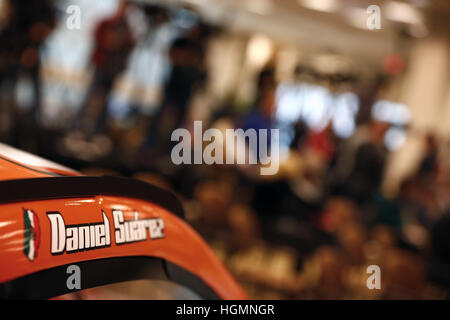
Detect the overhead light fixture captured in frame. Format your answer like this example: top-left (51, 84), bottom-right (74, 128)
top-left (384, 1), bottom-right (423, 24)
top-left (298, 0), bottom-right (339, 13)
top-left (246, 34), bottom-right (274, 68)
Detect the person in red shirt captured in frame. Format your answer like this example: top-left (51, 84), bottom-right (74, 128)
top-left (91, 1), bottom-right (135, 80)
top-left (78, 0), bottom-right (135, 134)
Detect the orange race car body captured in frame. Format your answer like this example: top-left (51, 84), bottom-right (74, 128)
top-left (0, 143), bottom-right (247, 299)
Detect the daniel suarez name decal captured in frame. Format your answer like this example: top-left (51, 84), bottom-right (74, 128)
top-left (47, 209), bottom-right (165, 255)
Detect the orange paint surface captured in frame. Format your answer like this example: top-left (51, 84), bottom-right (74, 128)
top-left (0, 147), bottom-right (247, 300)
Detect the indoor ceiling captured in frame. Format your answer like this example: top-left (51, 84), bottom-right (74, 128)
top-left (145, 0), bottom-right (449, 65)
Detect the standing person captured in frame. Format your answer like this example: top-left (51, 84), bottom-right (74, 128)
top-left (78, 0), bottom-right (135, 135)
top-left (0, 0), bottom-right (55, 130)
top-left (162, 22), bottom-right (211, 127)
top-left (330, 118), bottom-right (390, 204)
top-left (239, 67), bottom-right (278, 160)
top-left (148, 20), bottom-right (214, 155)
top-left (126, 4), bottom-right (173, 116)
top-left (418, 133), bottom-right (439, 178)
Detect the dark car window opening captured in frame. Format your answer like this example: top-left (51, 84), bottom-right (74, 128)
top-left (57, 279), bottom-right (202, 300)
top-left (0, 256), bottom-right (219, 300)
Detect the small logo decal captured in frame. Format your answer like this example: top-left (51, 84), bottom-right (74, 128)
top-left (23, 209), bottom-right (40, 261)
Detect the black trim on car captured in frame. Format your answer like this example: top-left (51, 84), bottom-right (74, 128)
top-left (0, 176), bottom-right (184, 219)
top-left (0, 257), bottom-right (220, 300)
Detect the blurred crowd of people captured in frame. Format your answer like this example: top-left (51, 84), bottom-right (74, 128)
top-left (189, 70), bottom-right (450, 299)
top-left (1, 0), bottom-right (450, 299)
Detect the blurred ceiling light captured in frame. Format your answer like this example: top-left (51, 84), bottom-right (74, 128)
top-left (384, 127), bottom-right (407, 151)
top-left (384, 1), bottom-right (423, 24)
top-left (246, 34), bottom-right (274, 68)
top-left (245, 0), bottom-right (273, 15)
top-left (344, 7), bottom-right (368, 30)
top-left (372, 100), bottom-right (411, 125)
top-left (408, 22), bottom-right (429, 38)
top-left (298, 0), bottom-right (339, 13)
